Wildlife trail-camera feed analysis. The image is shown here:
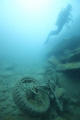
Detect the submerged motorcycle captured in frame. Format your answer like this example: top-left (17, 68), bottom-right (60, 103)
top-left (12, 68), bottom-right (68, 118)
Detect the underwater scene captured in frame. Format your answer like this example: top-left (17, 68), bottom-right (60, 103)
top-left (0, 0), bottom-right (80, 120)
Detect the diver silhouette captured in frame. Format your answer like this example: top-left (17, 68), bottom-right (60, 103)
top-left (45, 4), bottom-right (73, 44)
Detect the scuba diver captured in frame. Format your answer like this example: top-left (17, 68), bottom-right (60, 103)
top-left (45, 4), bottom-right (73, 44)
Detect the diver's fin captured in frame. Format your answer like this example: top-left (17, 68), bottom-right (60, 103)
top-left (44, 36), bottom-right (49, 44)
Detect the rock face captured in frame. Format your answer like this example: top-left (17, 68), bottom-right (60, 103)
top-left (47, 35), bottom-right (80, 58)
top-left (56, 62), bottom-right (80, 71)
top-left (45, 35), bottom-right (80, 120)
top-left (46, 35), bottom-right (80, 72)
top-left (48, 55), bottom-right (59, 66)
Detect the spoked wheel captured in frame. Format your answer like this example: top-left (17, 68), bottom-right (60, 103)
top-left (12, 77), bottom-right (50, 117)
top-left (43, 68), bottom-right (58, 85)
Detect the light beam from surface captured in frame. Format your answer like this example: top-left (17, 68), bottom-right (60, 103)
top-left (17, 0), bottom-right (50, 12)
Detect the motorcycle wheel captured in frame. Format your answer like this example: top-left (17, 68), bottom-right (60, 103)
top-left (12, 77), bottom-right (50, 118)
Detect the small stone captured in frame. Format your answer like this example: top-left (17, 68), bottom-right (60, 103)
top-left (55, 87), bottom-right (65, 98)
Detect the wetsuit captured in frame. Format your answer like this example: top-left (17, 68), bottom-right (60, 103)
top-left (45, 8), bottom-right (72, 44)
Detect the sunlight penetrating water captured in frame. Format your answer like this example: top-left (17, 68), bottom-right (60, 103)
top-left (0, 0), bottom-right (80, 64)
